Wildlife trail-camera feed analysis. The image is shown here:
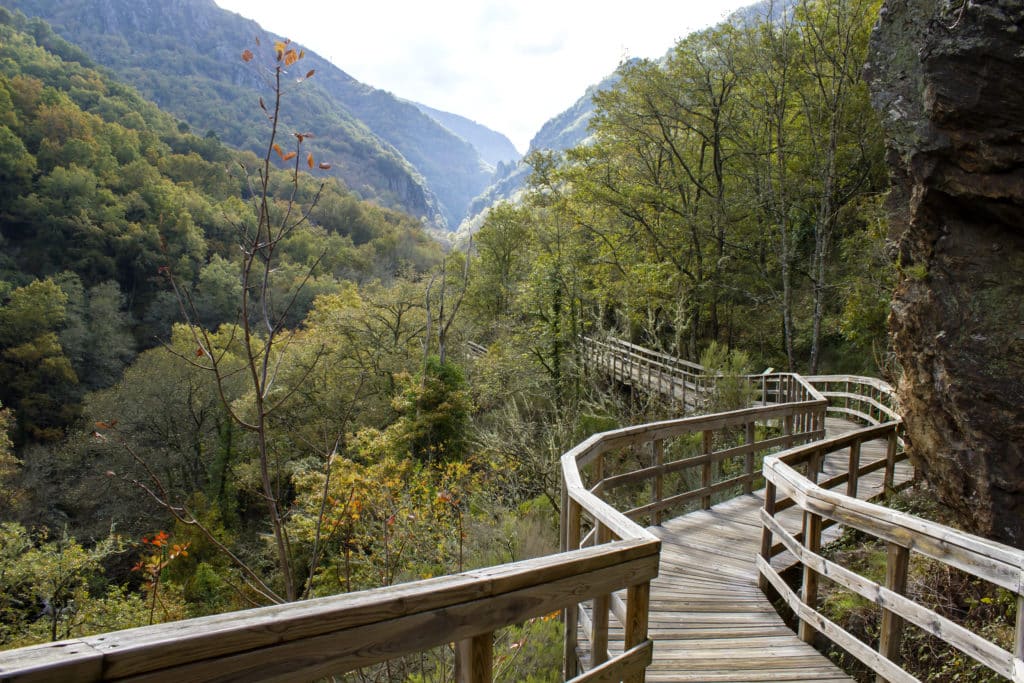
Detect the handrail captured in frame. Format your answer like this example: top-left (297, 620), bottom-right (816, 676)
top-left (758, 422), bottom-right (1024, 683)
top-left (560, 373), bottom-right (828, 676)
top-left (0, 537), bottom-right (660, 683)
top-left (805, 374), bottom-right (901, 425)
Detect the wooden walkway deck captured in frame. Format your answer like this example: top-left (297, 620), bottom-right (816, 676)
top-left (598, 417), bottom-right (913, 682)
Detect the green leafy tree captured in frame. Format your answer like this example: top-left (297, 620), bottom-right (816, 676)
top-left (0, 279), bottom-right (78, 442)
top-left (0, 523), bottom-right (166, 647)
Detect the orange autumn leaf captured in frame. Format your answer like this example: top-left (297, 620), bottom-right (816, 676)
top-left (282, 151), bottom-right (297, 162)
top-left (273, 143), bottom-right (284, 158)
top-left (284, 49), bottom-right (299, 67)
top-left (307, 152), bottom-right (314, 169)
top-left (318, 162), bottom-right (332, 170)
top-left (241, 49), bottom-right (254, 63)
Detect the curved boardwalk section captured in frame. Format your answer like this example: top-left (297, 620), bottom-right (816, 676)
top-left (602, 418), bottom-right (909, 682)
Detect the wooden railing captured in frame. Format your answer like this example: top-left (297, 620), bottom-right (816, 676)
top-left (582, 336), bottom-right (710, 408)
top-left (806, 374), bottom-right (901, 426)
top-left (0, 537), bottom-right (660, 683)
top-left (758, 420), bottom-right (1024, 683)
top-left (561, 373), bottom-right (827, 676)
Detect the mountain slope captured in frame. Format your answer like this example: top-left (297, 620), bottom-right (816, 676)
top-left (414, 103), bottom-right (521, 168)
top-left (457, 67), bottom-right (628, 236)
top-left (7, 0), bottom-right (493, 228)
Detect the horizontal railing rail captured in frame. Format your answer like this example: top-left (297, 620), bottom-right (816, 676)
top-left (806, 374), bottom-right (901, 426)
top-left (0, 538), bottom-right (660, 683)
top-left (758, 422), bottom-right (1023, 683)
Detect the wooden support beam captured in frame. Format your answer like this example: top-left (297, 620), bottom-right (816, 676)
top-left (652, 440), bottom-right (664, 526)
top-left (798, 511), bottom-right (822, 644)
top-left (455, 632), bottom-right (493, 683)
top-left (877, 542), bottom-right (910, 682)
top-left (744, 422), bottom-right (756, 495)
top-left (847, 440), bottom-right (862, 498)
top-left (701, 430), bottom-right (713, 509)
top-left (884, 431), bottom-right (898, 492)
top-left (1016, 594), bottom-right (1024, 670)
top-left (623, 582), bottom-right (651, 683)
top-left (562, 496), bottom-right (582, 678)
top-left (759, 480), bottom-right (778, 593)
top-left (590, 524), bottom-right (611, 668)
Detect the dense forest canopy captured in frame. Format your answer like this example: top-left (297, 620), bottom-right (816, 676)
top-left (0, 0), bottom-right (912, 678)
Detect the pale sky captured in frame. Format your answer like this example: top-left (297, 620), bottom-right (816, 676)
top-left (214, 1), bottom-right (754, 153)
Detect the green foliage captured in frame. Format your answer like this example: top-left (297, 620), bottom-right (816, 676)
top-left (0, 523), bottom-right (165, 647)
top-left (699, 342), bottom-right (756, 413)
top-left (5, 0), bottom-right (494, 227)
top-left (0, 279), bottom-right (79, 442)
top-left (390, 357), bottom-right (473, 462)
top-left (0, 404), bottom-right (19, 513)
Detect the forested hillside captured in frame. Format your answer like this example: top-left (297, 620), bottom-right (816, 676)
top-left (6, 0), bottom-right (498, 229)
top-left (0, 0), bottom-right (903, 678)
top-left (0, 10), bottom-right (561, 674)
top-left (470, 0), bottom-right (892, 377)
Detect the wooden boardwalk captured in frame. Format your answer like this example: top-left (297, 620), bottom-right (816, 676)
top-left (598, 417), bottom-right (912, 682)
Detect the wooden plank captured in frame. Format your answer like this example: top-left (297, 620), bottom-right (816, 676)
top-left (0, 640), bottom-right (103, 683)
top-left (0, 540), bottom-right (658, 682)
top-left (118, 554), bottom-right (660, 683)
top-left (591, 525), bottom-right (612, 668)
top-left (568, 641), bottom-right (653, 683)
top-left (798, 512), bottom-right (822, 643)
top-left (653, 440), bottom-right (664, 526)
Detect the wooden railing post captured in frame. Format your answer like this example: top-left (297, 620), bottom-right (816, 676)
top-left (744, 421), bottom-right (756, 494)
top-left (455, 632), bottom-right (493, 683)
top-left (1015, 593), bottom-right (1023, 671)
top-left (884, 429), bottom-right (898, 492)
top-left (784, 413), bottom-right (794, 449)
top-left (701, 429), bottom-right (713, 509)
top-left (877, 542), bottom-right (910, 681)
top-left (758, 480), bottom-right (777, 593)
top-left (847, 440), bottom-right (862, 498)
top-left (590, 523), bottom-right (611, 668)
top-left (562, 495), bottom-right (582, 679)
top-left (798, 511), bottom-right (823, 643)
top-left (624, 581), bottom-right (651, 683)
top-left (808, 448), bottom-right (822, 485)
top-left (652, 440), bottom-right (664, 526)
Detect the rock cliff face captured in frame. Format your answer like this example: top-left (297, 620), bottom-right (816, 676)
top-left (866, 0), bottom-right (1024, 546)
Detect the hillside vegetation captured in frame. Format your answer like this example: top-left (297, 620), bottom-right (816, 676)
top-left (6, 0), bottom-right (502, 228)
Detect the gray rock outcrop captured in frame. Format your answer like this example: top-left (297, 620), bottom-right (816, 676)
top-left (866, 0), bottom-right (1024, 546)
